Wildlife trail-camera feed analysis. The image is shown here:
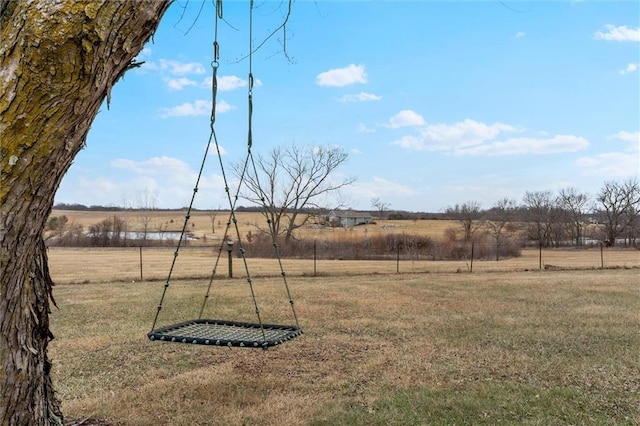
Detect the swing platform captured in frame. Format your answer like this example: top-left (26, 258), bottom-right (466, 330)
top-left (148, 319), bottom-right (303, 349)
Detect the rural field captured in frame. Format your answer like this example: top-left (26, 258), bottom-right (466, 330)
top-left (48, 209), bottom-right (458, 243)
top-left (48, 259), bottom-right (639, 425)
top-left (46, 209), bottom-right (640, 425)
top-left (47, 246), bottom-right (640, 284)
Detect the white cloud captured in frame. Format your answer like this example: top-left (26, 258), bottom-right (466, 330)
top-left (391, 134), bottom-right (424, 151)
top-left (457, 135), bottom-right (589, 156)
top-left (79, 176), bottom-right (119, 194)
top-left (389, 118), bottom-right (588, 156)
top-left (158, 100), bottom-right (233, 118)
top-left (619, 63), bottom-right (639, 75)
top-left (218, 75), bottom-right (247, 91)
top-left (201, 75), bottom-right (262, 91)
top-left (157, 59), bottom-right (206, 74)
top-left (215, 101), bottom-right (233, 113)
top-left (112, 156), bottom-right (191, 175)
top-left (515, 31), bottom-right (526, 38)
top-left (611, 131), bottom-right (640, 143)
top-left (611, 131), bottom-right (640, 152)
top-left (65, 176), bottom-right (123, 207)
top-left (136, 47), bottom-right (152, 60)
top-left (138, 58), bottom-right (207, 86)
top-left (594, 25), bottom-right (640, 42)
top-left (417, 119), bottom-right (517, 150)
top-left (357, 123), bottom-right (376, 134)
top-left (576, 152), bottom-right (640, 178)
top-left (111, 156), bottom-right (227, 190)
top-left (338, 92), bottom-right (382, 103)
top-left (165, 77), bottom-right (198, 91)
top-left (75, 156), bottom-right (229, 208)
top-left (159, 100), bottom-right (211, 118)
top-left (574, 131), bottom-right (639, 179)
top-left (388, 110), bottom-right (426, 128)
top-left (316, 64), bottom-right (367, 87)
top-left (350, 177), bottom-right (417, 199)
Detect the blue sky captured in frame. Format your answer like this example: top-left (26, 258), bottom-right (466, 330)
top-left (55, 1), bottom-right (640, 212)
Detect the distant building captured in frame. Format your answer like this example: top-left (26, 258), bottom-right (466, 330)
top-left (327, 210), bottom-right (373, 228)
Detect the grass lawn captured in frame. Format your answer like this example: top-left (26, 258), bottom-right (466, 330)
top-left (50, 269), bottom-right (639, 425)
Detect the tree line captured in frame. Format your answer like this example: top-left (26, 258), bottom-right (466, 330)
top-left (44, 179), bottom-right (638, 262)
top-left (440, 178), bottom-right (639, 248)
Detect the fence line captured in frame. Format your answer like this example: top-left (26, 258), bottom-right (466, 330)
top-left (47, 246), bottom-right (640, 285)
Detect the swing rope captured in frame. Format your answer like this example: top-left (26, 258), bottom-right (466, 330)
top-left (196, 0), bottom-right (267, 341)
top-left (149, 0), bottom-right (301, 348)
top-left (243, 0), bottom-right (299, 328)
top-left (149, 0), bottom-right (224, 333)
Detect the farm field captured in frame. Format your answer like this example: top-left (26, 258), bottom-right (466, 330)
top-left (50, 269), bottom-right (640, 425)
top-left (48, 209), bottom-right (456, 242)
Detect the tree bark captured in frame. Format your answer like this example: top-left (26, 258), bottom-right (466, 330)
top-left (0, 1), bottom-right (170, 424)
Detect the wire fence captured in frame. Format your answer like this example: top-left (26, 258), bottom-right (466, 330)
top-left (47, 245), bottom-right (640, 285)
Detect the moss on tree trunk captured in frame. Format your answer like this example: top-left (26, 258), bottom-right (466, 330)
top-left (0, 1), bottom-right (170, 424)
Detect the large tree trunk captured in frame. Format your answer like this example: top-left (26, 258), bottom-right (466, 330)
top-left (0, 1), bottom-right (170, 424)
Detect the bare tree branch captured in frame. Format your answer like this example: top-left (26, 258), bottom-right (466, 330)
top-left (235, 144), bottom-right (355, 242)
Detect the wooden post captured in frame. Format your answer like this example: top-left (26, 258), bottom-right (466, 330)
top-left (539, 240), bottom-right (543, 270)
top-left (227, 240), bottom-right (234, 278)
top-left (139, 246), bottom-right (143, 280)
top-left (470, 240), bottom-right (474, 273)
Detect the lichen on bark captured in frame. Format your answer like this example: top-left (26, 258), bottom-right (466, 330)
top-left (1, 1), bottom-right (170, 424)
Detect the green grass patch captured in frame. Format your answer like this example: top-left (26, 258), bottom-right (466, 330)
top-left (314, 383), bottom-right (637, 425)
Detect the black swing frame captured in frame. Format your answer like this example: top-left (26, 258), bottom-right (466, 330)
top-left (148, 319), bottom-right (302, 349)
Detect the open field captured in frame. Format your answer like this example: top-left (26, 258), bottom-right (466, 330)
top-left (48, 246), bottom-right (640, 284)
top-left (49, 209), bottom-right (457, 242)
top-left (51, 269), bottom-right (640, 425)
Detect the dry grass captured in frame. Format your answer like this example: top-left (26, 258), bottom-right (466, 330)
top-left (49, 209), bottom-right (456, 242)
top-left (50, 269), bottom-right (640, 425)
top-left (48, 246), bottom-right (640, 285)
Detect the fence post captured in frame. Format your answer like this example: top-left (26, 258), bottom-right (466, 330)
top-left (313, 240), bottom-right (317, 277)
top-left (600, 242), bottom-right (604, 269)
top-left (470, 240), bottom-right (474, 273)
top-left (539, 240), bottom-right (542, 270)
top-left (139, 246), bottom-right (143, 280)
top-left (227, 239), bottom-right (234, 278)
top-left (396, 244), bottom-right (400, 273)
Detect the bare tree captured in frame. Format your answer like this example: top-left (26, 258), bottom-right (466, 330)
top-left (548, 201), bottom-right (567, 247)
top-left (485, 198), bottom-right (516, 261)
top-left (445, 201), bottom-right (483, 242)
top-left (87, 215), bottom-right (128, 247)
top-left (0, 2), bottom-right (169, 424)
top-left (136, 189), bottom-right (158, 244)
top-left (597, 179), bottom-right (640, 246)
top-left (624, 183), bottom-right (640, 245)
top-left (522, 190), bottom-right (557, 247)
top-left (209, 208), bottom-right (219, 235)
top-left (558, 187), bottom-right (589, 245)
top-left (371, 197), bottom-right (391, 220)
top-left (236, 144), bottom-right (355, 242)
top-left (45, 215), bottom-right (69, 242)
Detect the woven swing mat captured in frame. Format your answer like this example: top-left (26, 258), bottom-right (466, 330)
top-left (148, 319), bottom-right (302, 348)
